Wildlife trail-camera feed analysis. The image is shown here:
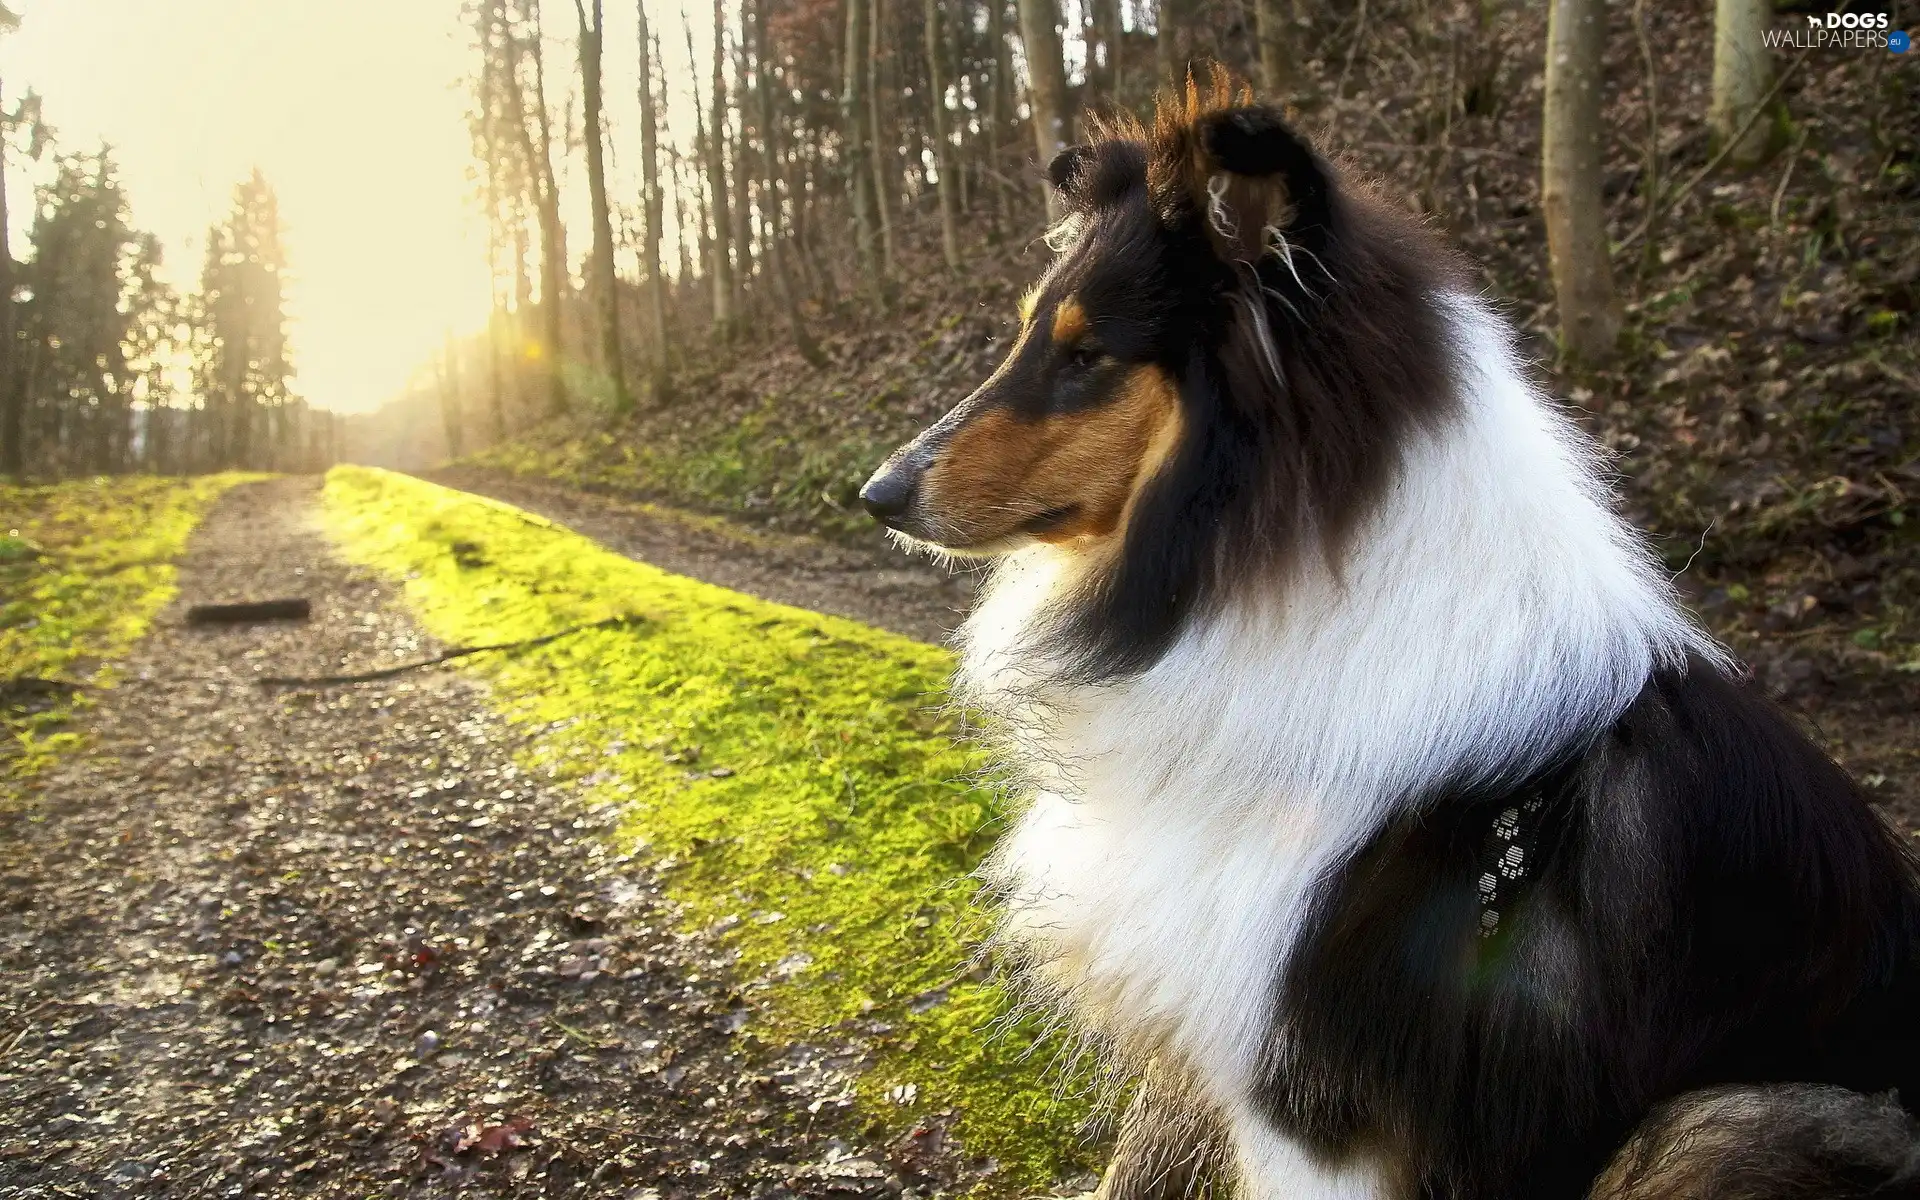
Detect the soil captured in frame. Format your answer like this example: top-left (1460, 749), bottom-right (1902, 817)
top-left (0, 478), bottom-right (968, 1199)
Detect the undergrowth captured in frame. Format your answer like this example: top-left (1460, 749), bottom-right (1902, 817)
top-left (1, 473), bottom-right (257, 779)
top-left (320, 465), bottom-right (1096, 1192)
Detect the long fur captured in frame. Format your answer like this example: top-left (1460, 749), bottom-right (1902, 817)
top-left (879, 78), bottom-right (1920, 1199)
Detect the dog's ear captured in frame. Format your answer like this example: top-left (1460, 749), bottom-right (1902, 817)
top-left (1047, 144), bottom-right (1098, 205)
top-left (1180, 104), bottom-right (1333, 263)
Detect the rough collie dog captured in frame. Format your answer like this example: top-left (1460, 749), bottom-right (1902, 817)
top-left (860, 79), bottom-right (1920, 1199)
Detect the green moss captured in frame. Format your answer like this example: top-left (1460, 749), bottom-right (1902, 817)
top-left (1, 473), bottom-right (259, 779)
top-left (320, 466), bottom-right (1096, 1192)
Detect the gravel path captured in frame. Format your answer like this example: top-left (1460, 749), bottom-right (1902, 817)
top-left (0, 478), bottom-right (962, 1199)
top-left (422, 470), bottom-right (976, 648)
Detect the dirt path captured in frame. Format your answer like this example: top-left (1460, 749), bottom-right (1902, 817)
top-left (422, 469), bottom-right (976, 648)
top-left (0, 478), bottom-right (954, 1199)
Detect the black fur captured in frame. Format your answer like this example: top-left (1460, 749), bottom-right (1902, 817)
top-left (1592, 1085), bottom-right (1920, 1199)
top-left (1263, 655), bottom-right (1920, 1198)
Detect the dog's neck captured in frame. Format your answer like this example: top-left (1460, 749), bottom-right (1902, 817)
top-left (956, 295), bottom-right (1711, 813)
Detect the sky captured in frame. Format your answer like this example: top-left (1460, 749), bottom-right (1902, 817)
top-left (2, 1), bottom-right (498, 414)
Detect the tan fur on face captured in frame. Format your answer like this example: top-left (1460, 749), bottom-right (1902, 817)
top-left (922, 364), bottom-right (1182, 549)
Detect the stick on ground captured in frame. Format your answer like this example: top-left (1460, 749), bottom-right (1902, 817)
top-left (186, 598), bottom-right (312, 625)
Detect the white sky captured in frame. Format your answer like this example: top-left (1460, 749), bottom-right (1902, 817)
top-left (2, 1), bottom-right (536, 414)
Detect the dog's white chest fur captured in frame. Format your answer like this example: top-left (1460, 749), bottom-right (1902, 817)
top-left (957, 300), bottom-right (1706, 1191)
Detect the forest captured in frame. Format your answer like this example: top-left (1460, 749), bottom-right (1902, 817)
top-left (3, 0), bottom-right (1910, 491)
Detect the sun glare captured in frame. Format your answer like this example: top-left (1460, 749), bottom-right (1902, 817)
top-left (2, 0), bottom-right (495, 414)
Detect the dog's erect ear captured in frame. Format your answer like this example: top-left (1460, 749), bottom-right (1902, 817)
top-left (1047, 144), bottom-right (1098, 204)
top-left (1176, 103), bottom-right (1334, 264)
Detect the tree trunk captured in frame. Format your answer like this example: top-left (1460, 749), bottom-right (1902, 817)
top-left (708, 0), bottom-right (737, 335)
top-left (0, 70), bottom-right (17, 477)
top-left (1541, 0), bottom-right (1620, 362)
top-left (575, 0), bottom-right (627, 409)
top-left (1017, 0), bottom-right (1072, 218)
top-left (925, 0), bottom-right (962, 268)
top-left (731, 33), bottom-right (755, 313)
top-left (987, 0), bottom-right (1011, 237)
top-left (516, 0), bottom-right (569, 415)
top-left (636, 0), bottom-right (669, 395)
top-left (841, 0), bottom-right (883, 300)
top-left (1254, 0), bottom-right (1291, 99)
top-left (868, 0), bottom-right (897, 277)
top-left (1091, 0), bottom-right (1121, 102)
top-left (751, 0), bottom-right (825, 367)
top-left (439, 334), bottom-right (464, 459)
top-left (487, 310), bottom-right (508, 441)
top-left (1710, 0), bottom-right (1775, 168)
top-left (685, 24), bottom-right (715, 303)
top-left (1155, 0), bottom-right (1179, 89)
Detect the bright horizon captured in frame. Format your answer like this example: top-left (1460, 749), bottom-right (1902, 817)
top-left (2, 1), bottom-right (496, 415)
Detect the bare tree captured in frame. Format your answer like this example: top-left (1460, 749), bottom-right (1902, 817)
top-left (1017, 0), bottom-right (1072, 217)
top-left (574, 0), bottom-right (627, 408)
top-left (925, 0), bottom-right (961, 269)
top-left (987, 0), bottom-right (1013, 236)
top-left (708, 0), bottom-right (736, 334)
top-left (635, 0), bottom-right (669, 394)
top-left (0, 63), bottom-right (17, 476)
top-left (1541, 0), bottom-right (1620, 362)
top-left (507, 0), bottom-right (569, 415)
top-left (869, 0), bottom-right (897, 277)
top-left (1710, 0), bottom-right (1776, 168)
top-left (841, 0), bottom-right (883, 299)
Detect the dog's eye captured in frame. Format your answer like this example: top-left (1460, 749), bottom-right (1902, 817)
top-left (1066, 344), bottom-right (1104, 370)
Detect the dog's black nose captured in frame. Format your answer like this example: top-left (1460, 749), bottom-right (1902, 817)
top-left (860, 466), bottom-right (919, 522)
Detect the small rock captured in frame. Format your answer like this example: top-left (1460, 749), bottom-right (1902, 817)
top-left (415, 1029), bottom-right (441, 1057)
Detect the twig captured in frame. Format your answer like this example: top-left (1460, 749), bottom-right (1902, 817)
top-left (548, 1015), bottom-right (621, 1049)
top-left (1770, 126), bottom-right (1811, 227)
top-left (254, 615), bottom-right (646, 687)
top-left (1617, 38), bottom-right (1815, 255)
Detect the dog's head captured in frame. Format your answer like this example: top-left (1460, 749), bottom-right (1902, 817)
top-left (861, 78), bottom-right (1335, 556)
top-left (865, 73), bottom-right (1458, 679)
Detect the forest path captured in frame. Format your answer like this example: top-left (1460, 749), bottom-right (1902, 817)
top-left (0, 477), bottom-right (918, 1199)
top-left (421, 469), bottom-right (976, 648)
